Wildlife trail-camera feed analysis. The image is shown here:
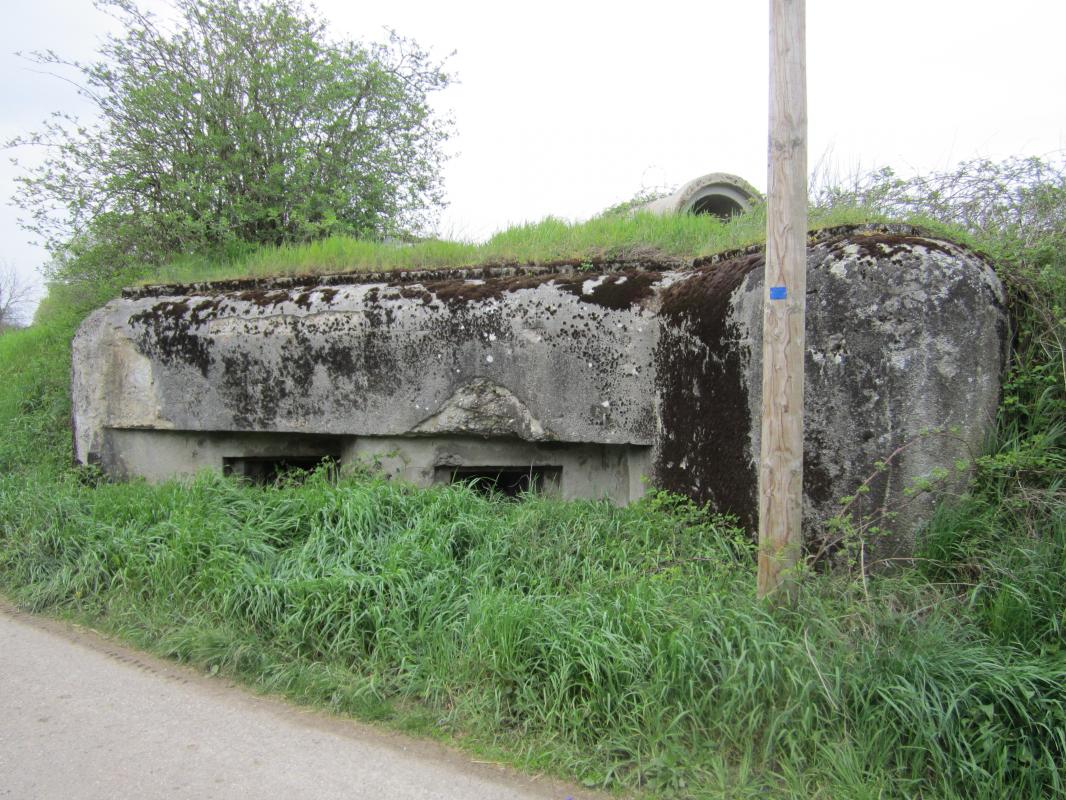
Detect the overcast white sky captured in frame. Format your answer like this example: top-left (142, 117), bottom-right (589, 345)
top-left (2, 0), bottom-right (1064, 315)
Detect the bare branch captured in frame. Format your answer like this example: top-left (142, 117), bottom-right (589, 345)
top-left (0, 264), bottom-right (35, 329)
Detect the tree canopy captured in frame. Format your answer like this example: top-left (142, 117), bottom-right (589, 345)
top-left (9, 0), bottom-right (453, 276)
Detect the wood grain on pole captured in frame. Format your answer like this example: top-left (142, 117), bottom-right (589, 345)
top-left (758, 0), bottom-right (807, 600)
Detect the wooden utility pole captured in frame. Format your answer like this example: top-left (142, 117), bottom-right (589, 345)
top-left (758, 0), bottom-right (807, 601)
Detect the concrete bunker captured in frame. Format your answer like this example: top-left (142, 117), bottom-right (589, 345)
top-left (72, 223), bottom-right (1007, 558)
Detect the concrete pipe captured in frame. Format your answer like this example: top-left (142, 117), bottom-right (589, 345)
top-left (640, 172), bottom-right (762, 219)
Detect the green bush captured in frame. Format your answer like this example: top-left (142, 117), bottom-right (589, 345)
top-left (10, 0), bottom-right (453, 278)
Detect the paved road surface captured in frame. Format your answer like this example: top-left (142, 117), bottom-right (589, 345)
top-left (0, 603), bottom-right (592, 800)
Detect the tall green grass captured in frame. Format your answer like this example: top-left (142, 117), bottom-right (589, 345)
top-left (1, 464), bottom-right (1063, 799)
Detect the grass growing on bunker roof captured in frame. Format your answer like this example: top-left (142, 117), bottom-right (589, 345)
top-left (145, 203), bottom-right (884, 287)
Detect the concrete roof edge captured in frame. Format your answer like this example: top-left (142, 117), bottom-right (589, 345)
top-left (121, 223), bottom-right (979, 300)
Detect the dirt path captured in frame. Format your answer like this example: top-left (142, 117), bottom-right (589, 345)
top-left (0, 602), bottom-right (594, 800)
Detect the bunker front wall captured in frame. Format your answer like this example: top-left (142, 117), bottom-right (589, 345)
top-left (72, 226), bottom-right (1007, 557)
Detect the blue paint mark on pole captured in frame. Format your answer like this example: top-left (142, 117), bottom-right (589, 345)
top-left (769, 286), bottom-right (788, 300)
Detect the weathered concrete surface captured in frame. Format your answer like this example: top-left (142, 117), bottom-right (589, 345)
top-left (74, 262), bottom-right (669, 508)
top-left (0, 602), bottom-right (596, 800)
top-left (691, 229), bottom-right (1006, 557)
top-left (72, 225), bottom-right (1007, 557)
top-left (74, 267), bottom-right (665, 453)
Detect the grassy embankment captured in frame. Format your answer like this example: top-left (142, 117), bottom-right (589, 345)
top-left (1, 202), bottom-right (1064, 798)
